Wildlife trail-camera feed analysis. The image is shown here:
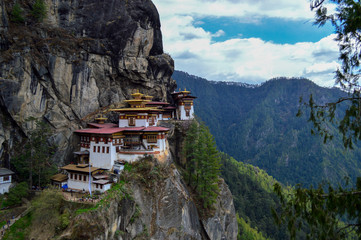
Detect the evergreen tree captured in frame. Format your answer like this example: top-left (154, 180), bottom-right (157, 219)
top-left (12, 118), bottom-right (57, 188)
top-left (10, 3), bottom-right (25, 23)
top-left (196, 124), bottom-right (220, 208)
top-left (183, 121), bottom-right (221, 209)
top-left (183, 120), bottom-right (199, 185)
top-left (31, 0), bottom-right (46, 22)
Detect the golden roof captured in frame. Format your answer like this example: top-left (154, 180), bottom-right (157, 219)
top-left (181, 88), bottom-right (190, 94)
top-left (51, 173), bottom-right (68, 182)
top-left (144, 95), bottom-right (153, 100)
top-left (131, 90), bottom-right (144, 99)
top-left (61, 164), bottom-right (100, 173)
top-left (124, 99), bottom-right (150, 103)
top-left (111, 107), bottom-right (163, 112)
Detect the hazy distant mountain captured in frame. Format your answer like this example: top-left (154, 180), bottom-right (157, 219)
top-left (173, 70), bottom-right (361, 186)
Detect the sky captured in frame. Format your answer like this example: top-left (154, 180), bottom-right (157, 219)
top-left (152, 0), bottom-right (339, 87)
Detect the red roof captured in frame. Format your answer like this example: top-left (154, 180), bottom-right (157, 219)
top-left (75, 126), bottom-right (168, 134)
top-left (143, 126), bottom-right (169, 132)
top-left (122, 127), bottom-right (146, 131)
top-left (87, 123), bottom-right (118, 129)
top-left (146, 102), bottom-right (170, 105)
top-left (163, 106), bottom-right (177, 110)
top-left (75, 128), bottom-right (124, 134)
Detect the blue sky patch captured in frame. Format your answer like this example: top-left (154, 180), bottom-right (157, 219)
top-left (195, 16), bottom-right (334, 44)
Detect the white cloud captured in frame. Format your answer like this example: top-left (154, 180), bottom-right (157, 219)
top-left (212, 30), bottom-right (225, 38)
top-left (152, 0), bottom-right (339, 87)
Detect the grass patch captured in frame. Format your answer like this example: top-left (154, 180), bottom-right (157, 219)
top-left (0, 220), bottom-right (6, 228)
top-left (3, 213), bottom-right (32, 240)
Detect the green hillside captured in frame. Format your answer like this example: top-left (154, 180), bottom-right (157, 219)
top-left (173, 70), bottom-right (361, 187)
top-left (220, 153), bottom-right (289, 239)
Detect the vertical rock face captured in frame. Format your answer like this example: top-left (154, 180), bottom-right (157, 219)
top-left (59, 162), bottom-right (238, 240)
top-left (0, 0), bottom-right (176, 164)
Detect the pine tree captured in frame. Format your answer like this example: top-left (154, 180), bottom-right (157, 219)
top-left (183, 120), bottom-right (199, 185)
top-left (183, 121), bottom-right (221, 209)
top-left (11, 3), bottom-right (25, 23)
top-left (31, 0), bottom-right (46, 22)
top-left (12, 118), bottom-right (57, 188)
top-left (196, 125), bottom-right (220, 208)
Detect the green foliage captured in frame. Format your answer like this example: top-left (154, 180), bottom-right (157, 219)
top-left (59, 209), bottom-right (70, 230)
top-left (183, 120), bottom-right (199, 185)
top-left (30, 189), bottom-right (63, 233)
top-left (31, 0), bottom-right (46, 22)
top-left (12, 118), bottom-right (57, 188)
top-left (10, 3), bottom-right (25, 23)
top-left (220, 153), bottom-right (292, 239)
top-left (2, 182), bottom-right (29, 208)
top-left (3, 212), bottom-right (32, 240)
top-left (273, 179), bottom-right (361, 239)
top-left (183, 120), bottom-right (221, 209)
top-left (237, 215), bottom-right (268, 240)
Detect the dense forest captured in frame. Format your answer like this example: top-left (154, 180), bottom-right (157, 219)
top-left (220, 153), bottom-right (289, 239)
top-left (174, 70), bottom-right (361, 187)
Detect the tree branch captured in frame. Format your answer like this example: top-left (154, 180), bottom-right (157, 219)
top-left (310, 0), bottom-right (326, 10)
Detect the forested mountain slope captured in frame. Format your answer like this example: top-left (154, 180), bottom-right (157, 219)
top-left (174, 70), bottom-right (361, 186)
top-left (220, 153), bottom-right (291, 239)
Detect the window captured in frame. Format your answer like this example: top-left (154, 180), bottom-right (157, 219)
top-left (128, 117), bottom-right (135, 126)
top-left (96, 184), bottom-right (99, 189)
top-left (100, 185), bottom-right (103, 189)
top-left (93, 146), bottom-right (96, 152)
top-left (149, 116), bottom-right (155, 126)
top-left (102, 146), bottom-right (105, 153)
top-left (186, 109), bottom-right (190, 117)
top-left (83, 175), bottom-right (87, 181)
top-left (95, 137), bottom-right (99, 143)
top-left (107, 147), bottom-right (109, 153)
top-left (147, 135), bottom-right (157, 143)
top-left (3, 176), bottom-right (9, 181)
top-left (70, 174), bottom-right (73, 179)
top-left (74, 174), bottom-right (77, 180)
top-left (98, 146), bottom-right (100, 153)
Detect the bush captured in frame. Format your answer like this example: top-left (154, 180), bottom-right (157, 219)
top-left (10, 3), bottom-right (25, 23)
top-left (3, 182), bottom-right (29, 208)
top-left (31, 0), bottom-right (46, 22)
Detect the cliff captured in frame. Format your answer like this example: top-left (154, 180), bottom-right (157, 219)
top-left (0, 0), bottom-right (176, 165)
top-left (57, 159), bottom-right (237, 240)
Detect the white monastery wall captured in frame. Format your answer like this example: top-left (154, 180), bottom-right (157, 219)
top-left (178, 105), bottom-right (194, 120)
top-left (90, 141), bottom-right (113, 170)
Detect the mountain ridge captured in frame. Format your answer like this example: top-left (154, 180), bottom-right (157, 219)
top-left (173, 70), bottom-right (361, 187)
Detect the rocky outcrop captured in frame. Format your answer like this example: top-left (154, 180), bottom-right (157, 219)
top-left (0, 0), bottom-right (176, 164)
top-left (60, 160), bottom-right (238, 240)
top-left (202, 178), bottom-right (238, 240)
